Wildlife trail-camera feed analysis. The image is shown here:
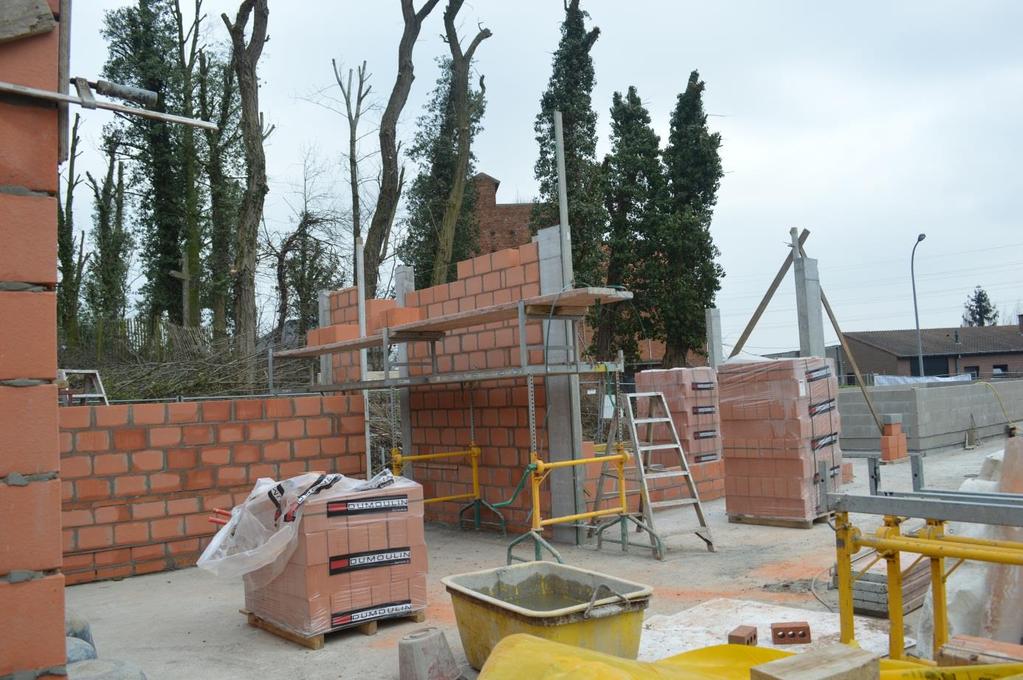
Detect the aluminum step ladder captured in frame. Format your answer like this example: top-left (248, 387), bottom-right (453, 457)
top-left (592, 391), bottom-right (714, 559)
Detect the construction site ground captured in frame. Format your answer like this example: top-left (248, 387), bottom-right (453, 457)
top-left (66, 439), bottom-right (1003, 680)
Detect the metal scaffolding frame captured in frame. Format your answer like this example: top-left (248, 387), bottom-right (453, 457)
top-left (822, 450), bottom-right (1023, 658)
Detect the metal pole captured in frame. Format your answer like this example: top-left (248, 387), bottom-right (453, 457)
top-left (911, 233), bottom-right (926, 377)
top-left (553, 111), bottom-right (573, 288)
top-left (267, 343), bottom-right (274, 394)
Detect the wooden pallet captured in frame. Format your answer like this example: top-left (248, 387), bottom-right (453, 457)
top-left (727, 512), bottom-right (833, 530)
top-left (241, 609), bottom-right (426, 650)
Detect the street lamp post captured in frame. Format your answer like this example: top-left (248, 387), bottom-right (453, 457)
top-left (911, 233), bottom-right (927, 377)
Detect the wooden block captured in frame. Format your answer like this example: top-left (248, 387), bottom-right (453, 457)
top-left (751, 644), bottom-right (879, 680)
top-left (770, 621), bottom-right (811, 645)
top-left (728, 624), bottom-right (757, 645)
top-left (937, 635), bottom-right (1023, 666)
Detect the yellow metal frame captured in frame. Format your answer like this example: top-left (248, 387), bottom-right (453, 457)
top-left (835, 511), bottom-right (1023, 659)
top-left (527, 443), bottom-right (631, 531)
top-left (391, 444), bottom-right (482, 505)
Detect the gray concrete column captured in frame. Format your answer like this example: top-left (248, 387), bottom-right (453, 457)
top-left (705, 307), bottom-right (723, 368)
top-left (791, 229), bottom-right (825, 358)
top-left (394, 265), bottom-right (415, 461)
top-left (536, 226), bottom-right (585, 544)
top-left (317, 290), bottom-right (331, 384)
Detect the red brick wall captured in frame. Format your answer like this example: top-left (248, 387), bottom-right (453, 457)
top-left (0, 5), bottom-right (65, 677)
top-left (59, 396), bottom-right (365, 585)
top-left (327, 244), bottom-right (549, 531)
top-left (473, 174), bottom-right (535, 256)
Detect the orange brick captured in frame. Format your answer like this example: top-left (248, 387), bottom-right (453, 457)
top-left (200, 447), bottom-right (230, 465)
top-left (218, 423), bottom-right (244, 443)
top-left (201, 400), bottom-right (232, 422)
top-left (293, 396), bottom-right (322, 416)
top-left (132, 403), bottom-right (166, 425)
top-left (93, 505), bottom-right (129, 524)
top-left (77, 525), bottom-right (113, 550)
top-left (0, 28), bottom-right (58, 91)
top-left (235, 399), bottom-right (263, 420)
top-left (384, 306), bottom-right (425, 328)
top-left (149, 426), bottom-right (182, 447)
top-left (131, 450), bottom-right (164, 471)
top-left (114, 475), bottom-right (146, 497)
top-left (0, 480), bottom-right (61, 573)
top-left (277, 418), bottom-right (304, 439)
top-left (131, 501), bottom-right (166, 520)
top-left (264, 398), bottom-right (294, 418)
top-left (0, 100), bottom-right (59, 194)
top-left (94, 404), bottom-right (130, 427)
top-left (167, 449), bottom-right (196, 469)
top-left (167, 402), bottom-right (199, 423)
top-left (150, 517), bottom-right (184, 540)
top-left (93, 453), bottom-right (128, 475)
top-left (490, 248), bottom-right (521, 271)
top-left (183, 425), bottom-right (213, 445)
top-left (0, 383), bottom-right (58, 476)
top-left (75, 430), bottom-right (109, 452)
top-left (263, 441), bottom-right (291, 461)
top-left (62, 508), bottom-right (93, 528)
top-left (247, 421), bottom-right (275, 440)
top-left (0, 574), bottom-right (65, 675)
top-left (167, 498), bottom-right (199, 515)
top-left (114, 522), bottom-right (150, 545)
top-left (0, 192), bottom-right (57, 284)
top-left (0, 291), bottom-right (56, 381)
top-left (148, 472), bottom-right (181, 494)
top-left (113, 428), bottom-right (147, 451)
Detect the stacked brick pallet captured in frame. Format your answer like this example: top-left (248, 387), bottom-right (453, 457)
top-left (633, 367), bottom-right (724, 503)
top-left (245, 480), bottom-right (427, 637)
top-left (719, 357), bottom-right (843, 526)
top-left (0, 3), bottom-right (66, 677)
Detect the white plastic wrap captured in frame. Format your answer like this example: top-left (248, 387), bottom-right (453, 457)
top-left (198, 473), bottom-right (345, 586)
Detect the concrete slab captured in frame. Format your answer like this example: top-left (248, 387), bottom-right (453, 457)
top-left (65, 439), bottom-right (1003, 679)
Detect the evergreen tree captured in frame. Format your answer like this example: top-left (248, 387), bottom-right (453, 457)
top-left (84, 140), bottom-right (132, 322)
top-left (962, 286), bottom-right (999, 326)
top-left (592, 87), bottom-right (665, 363)
top-left (659, 70), bottom-right (724, 366)
top-left (57, 114), bottom-right (88, 345)
top-left (399, 59), bottom-right (484, 290)
top-left (530, 0), bottom-right (606, 288)
top-left (101, 0), bottom-right (185, 322)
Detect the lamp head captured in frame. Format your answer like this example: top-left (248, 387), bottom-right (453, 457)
top-left (917, 233), bottom-right (926, 242)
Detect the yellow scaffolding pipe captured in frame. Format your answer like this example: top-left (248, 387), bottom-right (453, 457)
top-left (835, 511), bottom-right (1023, 659)
top-left (391, 444), bottom-right (481, 506)
top-left (529, 446), bottom-right (630, 532)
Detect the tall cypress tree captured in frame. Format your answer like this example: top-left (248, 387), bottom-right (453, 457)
top-left (593, 87), bottom-right (664, 363)
top-left (531, 0), bottom-right (606, 288)
top-left (84, 140), bottom-right (132, 322)
top-left (101, 0), bottom-right (184, 323)
top-left (659, 70), bottom-right (724, 366)
top-left (399, 59), bottom-right (484, 290)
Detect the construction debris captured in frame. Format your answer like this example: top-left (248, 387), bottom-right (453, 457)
top-left (848, 552), bottom-right (930, 618)
top-left (750, 644), bottom-right (878, 680)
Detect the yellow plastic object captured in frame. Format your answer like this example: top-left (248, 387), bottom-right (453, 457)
top-left (442, 562), bottom-right (651, 670)
top-left (478, 635), bottom-right (1023, 680)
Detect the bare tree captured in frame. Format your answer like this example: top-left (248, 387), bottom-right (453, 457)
top-left (363, 0), bottom-right (441, 298)
top-left (173, 0), bottom-right (204, 326)
top-left (223, 0), bottom-right (269, 367)
top-left (332, 59), bottom-right (372, 276)
top-left (431, 0), bottom-right (490, 285)
top-left (198, 47), bottom-right (242, 339)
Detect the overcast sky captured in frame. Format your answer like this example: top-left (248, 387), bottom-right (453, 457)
top-left (68, 1), bottom-right (1023, 354)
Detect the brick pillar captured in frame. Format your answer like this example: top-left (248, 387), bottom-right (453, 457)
top-left (0, 2), bottom-right (67, 677)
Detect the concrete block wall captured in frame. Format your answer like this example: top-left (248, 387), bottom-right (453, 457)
top-left (327, 243), bottom-right (549, 531)
top-left (59, 396), bottom-right (365, 585)
top-left (840, 379), bottom-right (1023, 451)
top-left (0, 4), bottom-right (66, 677)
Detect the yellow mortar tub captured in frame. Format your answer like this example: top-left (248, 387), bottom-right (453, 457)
top-left (441, 561), bottom-right (652, 670)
